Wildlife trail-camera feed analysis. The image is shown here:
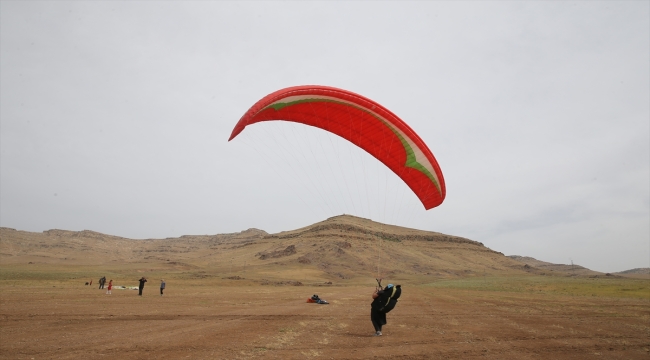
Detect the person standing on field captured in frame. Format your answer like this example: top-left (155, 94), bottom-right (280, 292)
top-left (138, 277), bottom-right (147, 296)
top-left (106, 280), bottom-right (113, 295)
top-left (160, 279), bottom-right (165, 296)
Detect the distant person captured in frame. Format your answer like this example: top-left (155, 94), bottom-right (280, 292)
top-left (99, 276), bottom-right (106, 289)
top-left (160, 279), bottom-right (165, 296)
top-left (138, 277), bottom-right (147, 296)
top-left (370, 283), bottom-right (401, 336)
top-left (106, 280), bottom-right (113, 295)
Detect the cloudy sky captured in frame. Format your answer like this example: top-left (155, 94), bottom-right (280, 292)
top-left (1, 1), bottom-right (648, 273)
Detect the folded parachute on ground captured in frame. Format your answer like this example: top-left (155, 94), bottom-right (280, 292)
top-left (228, 85), bottom-right (446, 210)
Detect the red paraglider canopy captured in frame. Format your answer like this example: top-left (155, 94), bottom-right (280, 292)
top-left (229, 85), bottom-right (446, 210)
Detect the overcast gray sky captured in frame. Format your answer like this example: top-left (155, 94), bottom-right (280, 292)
top-left (1, 1), bottom-right (648, 273)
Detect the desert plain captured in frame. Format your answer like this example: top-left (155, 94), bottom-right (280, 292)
top-left (1, 215), bottom-right (648, 359)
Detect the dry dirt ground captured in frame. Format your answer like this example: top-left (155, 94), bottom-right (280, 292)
top-left (1, 277), bottom-right (648, 360)
top-left (1, 217), bottom-right (648, 359)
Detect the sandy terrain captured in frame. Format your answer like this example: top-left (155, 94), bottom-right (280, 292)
top-left (1, 276), bottom-right (649, 359)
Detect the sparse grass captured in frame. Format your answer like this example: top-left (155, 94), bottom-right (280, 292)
top-left (2, 268), bottom-right (649, 359)
top-left (425, 275), bottom-right (650, 299)
top-left (378, 234), bottom-right (400, 242)
top-left (2, 219), bottom-right (649, 359)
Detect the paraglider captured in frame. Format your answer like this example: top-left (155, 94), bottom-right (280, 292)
top-left (229, 85), bottom-right (446, 210)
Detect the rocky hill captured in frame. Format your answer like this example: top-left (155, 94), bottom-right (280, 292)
top-left (507, 255), bottom-right (603, 277)
top-left (2, 214), bottom-right (633, 283)
top-left (614, 268), bottom-right (650, 275)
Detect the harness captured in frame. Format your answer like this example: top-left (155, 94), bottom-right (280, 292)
top-left (384, 286), bottom-right (397, 307)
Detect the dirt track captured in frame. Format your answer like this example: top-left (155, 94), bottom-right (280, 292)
top-left (1, 279), bottom-right (648, 359)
